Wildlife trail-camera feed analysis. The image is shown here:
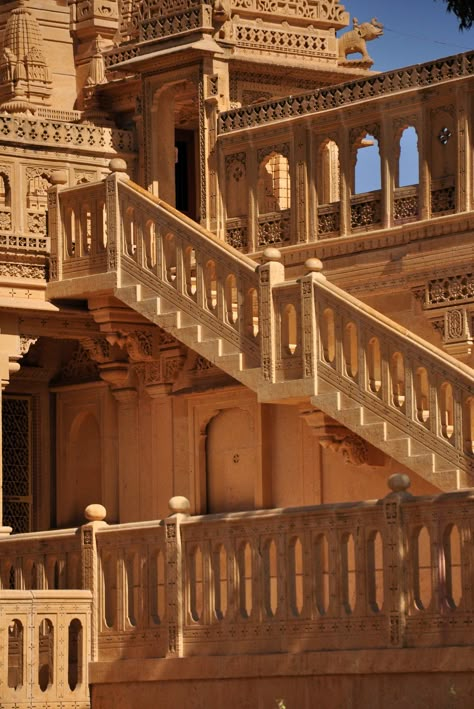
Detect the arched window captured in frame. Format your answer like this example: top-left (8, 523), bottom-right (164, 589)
top-left (397, 126), bottom-right (419, 187)
top-left (257, 152), bottom-right (291, 214)
top-left (354, 133), bottom-right (381, 194)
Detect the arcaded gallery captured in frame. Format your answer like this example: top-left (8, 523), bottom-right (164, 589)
top-left (0, 0), bottom-right (473, 706)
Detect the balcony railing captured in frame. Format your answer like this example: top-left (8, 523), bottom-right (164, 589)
top-left (1, 479), bottom-right (474, 663)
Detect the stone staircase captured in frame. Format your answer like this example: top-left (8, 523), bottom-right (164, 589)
top-left (47, 174), bottom-right (474, 490)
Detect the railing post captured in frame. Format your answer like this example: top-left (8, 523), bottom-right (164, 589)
top-left (257, 248), bottom-right (285, 383)
top-left (47, 170), bottom-right (68, 282)
top-left (382, 474), bottom-right (412, 648)
top-left (297, 258), bottom-right (325, 392)
top-left (105, 158), bottom-right (129, 286)
top-left (164, 495), bottom-right (190, 658)
top-left (80, 503), bottom-right (107, 662)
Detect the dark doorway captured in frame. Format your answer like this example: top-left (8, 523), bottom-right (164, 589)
top-left (175, 129), bottom-right (197, 220)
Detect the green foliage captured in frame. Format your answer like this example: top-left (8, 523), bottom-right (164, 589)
top-left (438, 0), bottom-right (474, 30)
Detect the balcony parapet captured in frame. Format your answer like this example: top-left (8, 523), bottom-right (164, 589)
top-left (3, 479), bottom-right (474, 663)
top-left (0, 115), bottom-right (135, 157)
top-left (218, 51), bottom-right (474, 133)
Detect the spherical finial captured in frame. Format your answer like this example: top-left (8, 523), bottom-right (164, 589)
top-left (262, 247), bottom-right (282, 263)
top-left (168, 496), bottom-right (191, 516)
top-left (84, 503), bottom-right (107, 522)
top-left (305, 257), bottom-right (323, 274)
top-left (109, 158), bottom-right (128, 174)
top-left (50, 170), bottom-right (68, 186)
top-left (387, 473), bottom-right (411, 493)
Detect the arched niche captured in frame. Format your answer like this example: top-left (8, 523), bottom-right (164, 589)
top-left (206, 408), bottom-right (257, 513)
top-left (64, 411), bottom-right (102, 526)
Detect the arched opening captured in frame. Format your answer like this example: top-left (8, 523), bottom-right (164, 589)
top-left (80, 204), bottom-right (92, 255)
top-left (367, 531), bottom-right (384, 612)
top-left (354, 133), bottom-right (381, 195)
top-left (38, 619), bottom-right (54, 692)
top-left (413, 526), bottom-right (432, 610)
top-left (317, 139), bottom-right (341, 237)
top-left (204, 260), bottom-right (217, 312)
top-left (68, 619), bottom-right (83, 691)
top-left (289, 536), bottom-right (304, 617)
top-left (390, 352), bottom-right (405, 408)
top-left (103, 554), bottom-right (116, 629)
top-left (65, 207), bottom-right (76, 258)
top-left (314, 534), bottom-right (329, 615)
top-left (263, 539), bottom-right (278, 617)
top-left (257, 150), bottom-right (291, 247)
top-left (367, 337), bottom-right (382, 393)
top-left (415, 367), bottom-right (430, 424)
top-left (8, 619), bottom-right (23, 690)
top-left (440, 382), bottom-right (454, 440)
top-left (126, 553), bottom-right (138, 627)
top-left (244, 288), bottom-right (259, 339)
top-left (321, 308), bottom-right (335, 364)
top-left (258, 152), bottom-right (291, 213)
top-left (124, 206), bottom-right (136, 257)
top-left (145, 220), bottom-right (156, 270)
top-left (397, 126), bottom-right (419, 187)
top-left (282, 303), bottom-right (298, 355)
top-left (237, 542), bottom-right (253, 618)
top-left (225, 274), bottom-right (238, 325)
top-left (352, 132), bottom-right (381, 230)
top-left (343, 322), bottom-right (358, 379)
top-left (150, 550), bottom-right (165, 625)
top-left (443, 524), bottom-right (462, 609)
top-left (184, 247), bottom-right (197, 298)
top-left (189, 545), bottom-right (203, 622)
top-left (164, 233), bottom-right (177, 284)
top-left (212, 544), bottom-right (228, 620)
top-left (341, 533), bottom-right (356, 614)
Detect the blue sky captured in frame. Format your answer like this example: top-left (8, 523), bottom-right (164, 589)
top-left (341, 0), bottom-right (472, 193)
top-left (340, 0), bottom-right (472, 72)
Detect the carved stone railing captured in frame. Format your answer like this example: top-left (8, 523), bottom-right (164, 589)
top-left (257, 210), bottom-right (291, 247)
top-left (0, 527), bottom-right (82, 591)
top-left (0, 590), bottom-right (92, 707)
top-left (317, 202), bottom-right (340, 237)
top-left (0, 115), bottom-right (135, 156)
top-left (50, 174), bottom-right (261, 367)
top-left (225, 216), bottom-right (249, 251)
top-left (350, 191), bottom-right (381, 230)
top-left (431, 176), bottom-right (456, 216)
top-left (394, 185), bottom-right (419, 223)
top-left (94, 520), bottom-right (168, 660)
top-left (2, 480), bottom-right (474, 665)
top-left (311, 270), bottom-right (474, 484)
top-left (219, 52), bottom-right (474, 133)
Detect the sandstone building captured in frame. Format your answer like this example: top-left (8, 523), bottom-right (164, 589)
top-left (0, 0), bottom-right (473, 707)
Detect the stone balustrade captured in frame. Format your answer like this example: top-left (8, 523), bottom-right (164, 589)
top-left (0, 590), bottom-right (92, 708)
top-left (0, 115), bottom-right (135, 156)
top-left (0, 527), bottom-right (81, 591)
top-left (308, 271), bottom-right (474, 485)
top-left (1, 482), bottom-right (474, 665)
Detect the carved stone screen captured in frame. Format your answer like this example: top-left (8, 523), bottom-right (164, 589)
top-left (2, 396), bottom-right (32, 533)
